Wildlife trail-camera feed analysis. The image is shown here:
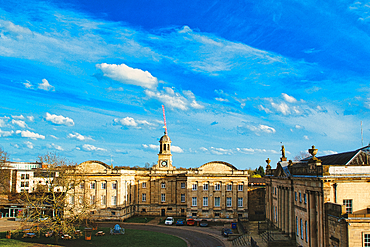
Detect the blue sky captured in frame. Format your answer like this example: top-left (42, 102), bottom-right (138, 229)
top-left (1, 0), bottom-right (370, 169)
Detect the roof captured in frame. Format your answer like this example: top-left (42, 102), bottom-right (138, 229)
top-left (199, 161), bottom-right (238, 170)
top-left (317, 150), bottom-right (359, 166)
top-left (160, 134), bottom-right (171, 142)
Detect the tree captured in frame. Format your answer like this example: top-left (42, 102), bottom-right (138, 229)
top-left (18, 153), bottom-right (94, 243)
top-left (293, 151), bottom-right (311, 161)
top-left (254, 166), bottom-right (265, 177)
top-left (0, 148), bottom-right (11, 194)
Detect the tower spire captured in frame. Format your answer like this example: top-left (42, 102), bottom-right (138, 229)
top-left (162, 105), bottom-right (168, 135)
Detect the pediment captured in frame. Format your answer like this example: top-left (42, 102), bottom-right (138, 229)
top-left (274, 163), bottom-right (288, 178)
top-left (77, 160), bottom-right (111, 173)
top-left (198, 161), bottom-right (237, 174)
top-left (347, 151), bottom-right (370, 166)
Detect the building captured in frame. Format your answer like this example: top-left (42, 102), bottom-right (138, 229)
top-left (73, 132), bottom-right (249, 221)
top-left (265, 145), bottom-right (370, 247)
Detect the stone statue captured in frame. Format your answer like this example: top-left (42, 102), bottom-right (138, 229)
top-left (281, 145), bottom-right (286, 158)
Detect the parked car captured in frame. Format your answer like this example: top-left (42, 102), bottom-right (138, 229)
top-left (199, 220), bottom-right (208, 227)
top-left (222, 228), bottom-right (233, 237)
top-left (186, 218), bottom-right (195, 226)
top-left (176, 219), bottom-right (185, 226)
top-left (164, 217), bottom-right (174, 225)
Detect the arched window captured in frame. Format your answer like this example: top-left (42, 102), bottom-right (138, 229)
top-left (300, 219), bottom-right (303, 239)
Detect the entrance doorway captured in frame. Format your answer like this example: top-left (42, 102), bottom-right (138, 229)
top-left (161, 209), bottom-right (165, 216)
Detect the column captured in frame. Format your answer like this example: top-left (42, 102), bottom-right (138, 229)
top-left (309, 191), bottom-right (317, 247)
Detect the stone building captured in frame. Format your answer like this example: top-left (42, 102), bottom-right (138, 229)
top-left (265, 145), bottom-right (370, 247)
top-left (72, 132), bottom-right (249, 221)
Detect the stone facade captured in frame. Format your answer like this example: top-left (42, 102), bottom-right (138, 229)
top-left (265, 145), bottom-right (370, 247)
top-left (70, 133), bottom-right (249, 221)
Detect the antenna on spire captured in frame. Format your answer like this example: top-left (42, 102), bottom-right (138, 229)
top-left (162, 105), bottom-right (168, 135)
top-left (361, 121), bottom-right (364, 147)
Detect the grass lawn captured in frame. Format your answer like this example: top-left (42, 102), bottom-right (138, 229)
top-left (0, 228), bottom-right (187, 247)
top-left (124, 216), bottom-right (154, 223)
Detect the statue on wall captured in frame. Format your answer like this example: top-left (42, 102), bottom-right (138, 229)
top-left (281, 145), bottom-right (286, 158)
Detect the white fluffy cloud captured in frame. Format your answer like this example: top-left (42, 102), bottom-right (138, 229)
top-left (47, 143), bottom-right (64, 151)
top-left (12, 115), bottom-right (25, 119)
top-left (96, 63), bottom-right (158, 89)
top-left (68, 132), bottom-right (93, 141)
top-left (0, 129), bottom-right (14, 137)
top-left (12, 119), bottom-right (27, 128)
top-left (142, 144), bottom-right (158, 151)
top-left (210, 147), bottom-right (233, 155)
top-left (237, 148), bottom-right (278, 154)
top-left (38, 79), bottom-right (55, 91)
top-left (79, 144), bottom-right (106, 152)
top-left (45, 113), bottom-right (74, 126)
top-left (282, 93), bottom-right (297, 103)
top-left (240, 123), bottom-right (276, 136)
top-left (114, 117), bottom-right (154, 129)
top-left (145, 87), bottom-right (203, 111)
top-left (24, 141), bottom-right (34, 149)
top-left (171, 145), bottom-right (184, 153)
top-left (16, 130), bottom-right (45, 140)
top-left (321, 150), bottom-right (338, 155)
top-left (271, 102), bottom-right (290, 115)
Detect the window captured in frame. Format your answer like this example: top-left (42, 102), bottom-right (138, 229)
top-left (215, 183), bottom-right (220, 191)
top-left (90, 195), bottom-right (95, 205)
top-left (305, 221), bottom-right (308, 242)
top-left (90, 182), bottom-right (96, 190)
top-left (181, 182), bottom-right (185, 189)
top-left (112, 196), bottom-right (117, 205)
top-left (343, 199), bottom-right (353, 214)
top-left (299, 192), bottom-right (302, 202)
top-left (25, 181), bottom-right (29, 187)
top-left (203, 183), bottom-right (208, 191)
top-left (101, 182), bottom-right (106, 190)
top-left (226, 184), bottom-right (232, 191)
top-left (192, 212), bottom-right (197, 217)
top-left (181, 194), bottom-right (185, 202)
top-left (192, 197), bottom-right (197, 206)
top-left (226, 197), bottom-right (232, 207)
top-left (21, 182), bottom-right (25, 187)
top-left (79, 196), bottom-right (83, 204)
top-left (304, 193), bottom-right (307, 204)
top-left (161, 182), bottom-right (166, 189)
top-left (295, 192), bottom-right (297, 201)
top-left (296, 216), bottom-right (298, 236)
top-left (112, 182), bottom-right (117, 190)
top-left (21, 174), bottom-right (25, 179)
top-left (364, 233), bottom-right (370, 247)
top-left (192, 183), bottom-right (197, 190)
top-left (142, 182), bottom-right (146, 188)
top-left (26, 174), bottom-right (29, 179)
top-left (274, 187), bottom-right (277, 195)
top-left (142, 193), bottom-right (146, 202)
top-left (300, 219), bottom-right (303, 239)
top-left (101, 195), bottom-right (106, 205)
top-left (69, 195), bottom-right (75, 204)
top-left (213, 197), bottom-right (220, 207)
top-left (161, 193), bottom-right (166, 202)
top-left (238, 184), bottom-right (243, 191)
top-left (203, 197), bottom-right (208, 206)
top-left (238, 197), bottom-right (243, 207)
top-left (215, 212), bottom-right (220, 217)
top-left (80, 183), bottom-right (84, 189)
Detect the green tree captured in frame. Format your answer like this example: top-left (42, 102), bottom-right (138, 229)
top-left (254, 166), bottom-right (265, 177)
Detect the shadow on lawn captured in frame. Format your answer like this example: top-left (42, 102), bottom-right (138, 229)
top-left (1, 227), bottom-right (187, 247)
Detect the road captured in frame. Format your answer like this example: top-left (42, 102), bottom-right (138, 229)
top-left (99, 222), bottom-right (226, 247)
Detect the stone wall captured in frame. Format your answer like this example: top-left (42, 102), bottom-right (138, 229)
top-left (248, 187), bottom-right (265, 221)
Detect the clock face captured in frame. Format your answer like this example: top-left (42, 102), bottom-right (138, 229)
top-left (161, 160), bottom-right (168, 167)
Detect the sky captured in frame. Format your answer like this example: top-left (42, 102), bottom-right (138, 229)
top-left (1, 0), bottom-right (370, 170)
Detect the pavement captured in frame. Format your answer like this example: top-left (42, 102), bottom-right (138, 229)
top-left (0, 218), bottom-right (22, 232)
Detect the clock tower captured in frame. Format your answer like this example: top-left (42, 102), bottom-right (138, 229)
top-left (155, 133), bottom-right (174, 170)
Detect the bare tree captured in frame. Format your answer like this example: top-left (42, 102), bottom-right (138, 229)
top-left (0, 148), bottom-right (11, 194)
top-left (293, 151), bottom-right (311, 161)
top-left (18, 153), bottom-right (94, 243)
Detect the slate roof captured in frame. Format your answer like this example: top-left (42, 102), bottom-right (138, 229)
top-left (317, 150), bottom-right (359, 166)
